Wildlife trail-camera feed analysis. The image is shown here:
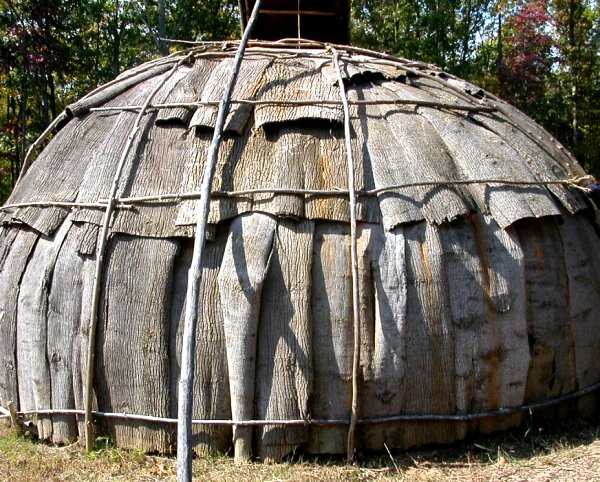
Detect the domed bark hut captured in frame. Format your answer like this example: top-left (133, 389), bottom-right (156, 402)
top-left (1, 38), bottom-right (600, 462)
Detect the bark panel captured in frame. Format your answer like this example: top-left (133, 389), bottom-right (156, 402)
top-left (16, 219), bottom-right (71, 439)
top-left (0, 228), bottom-right (39, 408)
top-left (255, 219), bottom-right (314, 461)
top-left (95, 235), bottom-right (178, 452)
top-left (217, 213), bottom-right (277, 461)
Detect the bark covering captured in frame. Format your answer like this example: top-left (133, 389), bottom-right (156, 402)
top-left (1, 44), bottom-right (598, 460)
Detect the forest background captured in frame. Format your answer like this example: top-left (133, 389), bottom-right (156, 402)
top-left (0, 0), bottom-right (598, 203)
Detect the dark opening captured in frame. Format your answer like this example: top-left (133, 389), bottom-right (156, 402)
top-left (239, 0), bottom-right (349, 44)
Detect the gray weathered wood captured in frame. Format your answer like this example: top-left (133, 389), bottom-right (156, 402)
top-left (558, 213), bottom-right (600, 409)
top-left (177, 7), bottom-right (263, 475)
top-left (217, 213), bottom-right (277, 461)
top-left (169, 234), bottom-right (231, 455)
top-left (95, 235), bottom-right (178, 451)
top-left (2, 42), bottom-right (600, 462)
top-left (255, 58), bottom-right (343, 127)
top-left (441, 214), bottom-right (529, 434)
top-left (72, 79), bottom-right (165, 229)
top-left (85, 54), bottom-right (191, 453)
top-left (361, 84), bottom-right (471, 228)
top-left (190, 57), bottom-right (272, 134)
top-left (5, 114), bottom-right (112, 236)
top-left (68, 63), bottom-right (177, 116)
top-left (308, 222), bottom-right (353, 454)
top-left (17, 218), bottom-right (71, 439)
top-left (72, 250), bottom-right (97, 440)
top-left (517, 218), bottom-right (576, 405)
top-left (46, 222), bottom-right (92, 443)
top-left (0, 229), bottom-right (39, 408)
top-left (408, 75), bottom-right (587, 215)
top-left (380, 80), bottom-right (561, 228)
top-left (332, 48), bottom-right (362, 461)
top-left (153, 64), bottom-right (198, 125)
top-left (359, 224), bottom-right (408, 450)
top-left (400, 221), bottom-right (456, 448)
top-left (255, 218), bottom-right (314, 461)
top-left (475, 214), bottom-right (529, 431)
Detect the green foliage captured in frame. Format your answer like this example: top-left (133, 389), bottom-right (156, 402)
top-left (0, 0), bottom-right (239, 203)
top-left (351, 0), bottom-right (497, 77)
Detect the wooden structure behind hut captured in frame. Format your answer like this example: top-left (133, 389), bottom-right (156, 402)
top-left (238, 0), bottom-right (349, 43)
top-left (1, 40), bottom-right (600, 462)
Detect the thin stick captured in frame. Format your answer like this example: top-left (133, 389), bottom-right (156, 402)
top-left (0, 201), bottom-right (112, 210)
top-left (17, 111), bottom-right (70, 183)
top-left (4, 377), bottom-right (599, 427)
top-left (176, 1), bottom-right (264, 479)
top-left (332, 47), bottom-right (361, 464)
top-left (2, 177), bottom-right (588, 213)
top-left (7, 401), bottom-right (23, 436)
top-left (83, 53), bottom-right (193, 453)
top-left (89, 99), bottom-right (496, 113)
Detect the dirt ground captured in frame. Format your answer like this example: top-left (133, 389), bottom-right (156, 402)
top-left (1, 411), bottom-right (600, 481)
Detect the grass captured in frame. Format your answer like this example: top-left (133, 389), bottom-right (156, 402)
top-left (1, 413), bottom-right (599, 481)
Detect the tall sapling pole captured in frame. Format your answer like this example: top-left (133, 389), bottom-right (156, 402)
top-left (176, 0), bottom-right (264, 480)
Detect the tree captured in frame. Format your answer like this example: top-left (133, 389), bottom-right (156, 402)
top-left (0, 0), bottom-right (71, 193)
top-left (350, 0), bottom-right (497, 77)
top-left (138, 0), bottom-right (239, 56)
top-left (549, 0), bottom-right (600, 171)
top-left (0, 0), bottom-right (240, 203)
top-left (497, 0), bottom-right (553, 115)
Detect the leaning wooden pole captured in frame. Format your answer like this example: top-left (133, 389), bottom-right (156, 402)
top-left (176, 1), bottom-right (264, 480)
top-left (83, 54), bottom-right (192, 453)
top-left (331, 48), bottom-right (362, 463)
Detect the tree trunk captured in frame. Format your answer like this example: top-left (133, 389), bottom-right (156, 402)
top-left (157, 0), bottom-right (169, 56)
top-left (111, 0), bottom-right (122, 76)
top-left (568, 0), bottom-right (579, 150)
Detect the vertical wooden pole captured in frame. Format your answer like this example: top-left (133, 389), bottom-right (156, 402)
top-left (331, 48), bottom-right (362, 463)
top-left (83, 54), bottom-right (192, 453)
top-left (7, 401), bottom-right (23, 436)
top-left (176, 1), bottom-right (264, 480)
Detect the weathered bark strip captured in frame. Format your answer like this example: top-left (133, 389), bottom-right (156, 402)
top-left (414, 75), bottom-right (585, 214)
top-left (5, 114), bottom-right (113, 236)
top-left (470, 113), bottom-right (586, 215)
top-left (170, 233), bottom-right (231, 455)
top-left (474, 214), bottom-right (529, 431)
top-left (16, 218), bottom-right (71, 439)
top-left (265, 129), bottom-right (308, 218)
top-left (47, 223), bottom-right (89, 443)
top-left (0, 228), bottom-right (39, 408)
top-left (255, 59), bottom-right (343, 127)
top-left (516, 219), bottom-right (577, 405)
top-left (72, 250), bottom-right (97, 440)
top-left (95, 235), bottom-right (178, 452)
top-left (110, 123), bottom-right (196, 238)
top-left (360, 224), bottom-right (408, 450)
top-left (255, 219), bottom-right (314, 462)
top-left (191, 57), bottom-right (271, 134)
top-left (379, 80), bottom-right (561, 228)
top-left (308, 222), bottom-right (353, 454)
top-left (217, 213), bottom-right (277, 461)
top-left (68, 63), bottom-right (176, 116)
top-left (401, 221), bottom-right (456, 447)
top-left (362, 85), bottom-right (471, 228)
top-left (157, 60), bottom-right (219, 125)
top-left (0, 226), bottom-right (17, 265)
top-left (72, 78), bottom-right (164, 228)
top-left (441, 215), bottom-right (528, 436)
top-left (558, 213), bottom-right (600, 408)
